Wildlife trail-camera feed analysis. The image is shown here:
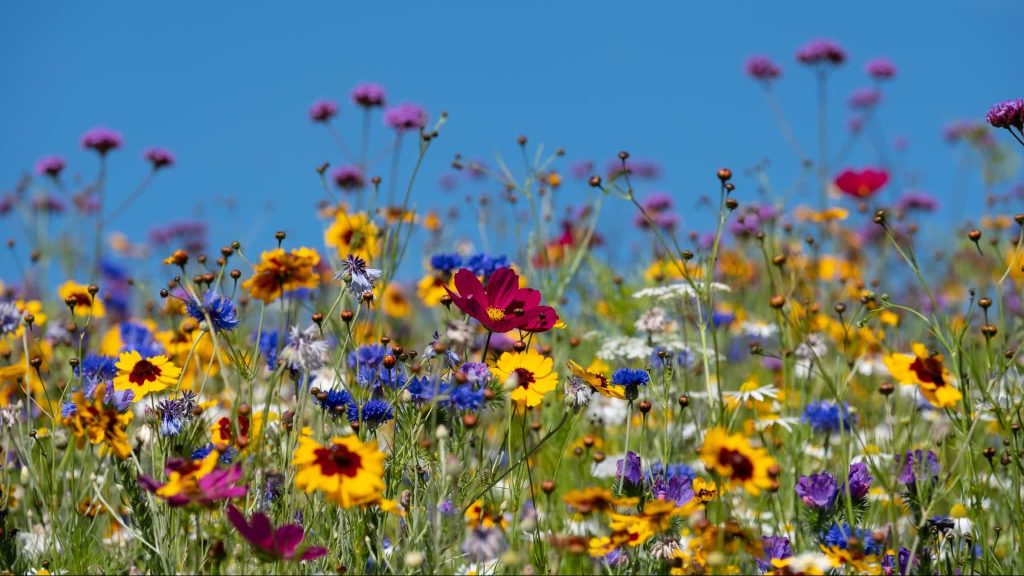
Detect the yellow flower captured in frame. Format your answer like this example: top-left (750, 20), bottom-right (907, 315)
top-left (883, 343), bottom-right (961, 408)
top-left (114, 351), bottom-right (182, 402)
top-left (63, 384), bottom-right (133, 460)
top-left (464, 499), bottom-right (508, 530)
top-left (12, 300), bottom-right (46, 336)
top-left (492, 349), bottom-right (558, 408)
top-left (242, 247), bottom-right (321, 303)
top-left (692, 477), bottom-right (719, 502)
top-left (417, 273), bottom-right (453, 306)
top-left (562, 487), bottom-right (637, 515)
top-left (58, 281), bottom-right (105, 318)
top-left (698, 427), bottom-right (775, 495)
top-left (567, 359), bottom-right (625, 399)
top-left (422, 210), bottom-right (441, 232)
top-left (293, 435), bottom-right (386, 508)
top-left (324, 211), bottom-right (380, 263)
top-left (381, 283), bottom-right (412, 318)
top-left (155, 451), bottom-right (219, 499)
top-left (607, 500), bottom-right (688, 548)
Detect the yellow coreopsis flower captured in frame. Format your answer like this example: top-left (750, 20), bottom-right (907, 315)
top-left (380, 282), bottom-right (412, 318)
top-left (63, 384), bottom-right (133, 460)
top-left (114, 351), bottom-right (182, 402)
top-left (492, 349), bottom-right (558, 408)
top-left (698, 427), bottom-right (776, 495)
top-left (417, 273), bottom-right (453, 306)
top-left (58, 281), bottom-right (105, 318)
top-left (567, 359), bottom-right (625, 399)
top-left (883, 343), bottom-right (961, 408)
top-left (324, 211), bottom-right (380, 263)
top-left (292, 435), bottom-right (386, 508)
top-left (242, 247), bottom-right (321, 303)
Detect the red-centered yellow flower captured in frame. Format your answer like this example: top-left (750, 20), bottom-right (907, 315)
top-left (155, 450), bottom-right (218, 499)
top-left (58, 281), bottom-right (105, 318)
top-left (12, 300), bottom-right (46, 337)
top-left (692, 477), bottom-right (719, 503)
top-left (416, 273), bottom-right (454, 306)
top-left (242, 247), bottom-right (321, 303)
top-left (698, 427), bottom-right (775, 495)
top-left (567, 360), bottom-right (625, 399)
top-left (324, 211), bottom-right (380, 263)
top-left (114, 351), bottom-right (182, 402)
top-left (380, 282), bottom-right (412, 318)
top-left (607, 500), bottom-right (687, 548)
top-left (883, 343), bottom-right (961, 408)
top-left (464, 499), bottom-right (509, 530)
top-left (492, 349), bottom-right (558, 408)
top-left (293, 435), bottom-right (385, 508)
top-left (63, 384), bottom-right (133, 460)
top-left (563, 487), bottom-right (638, 515)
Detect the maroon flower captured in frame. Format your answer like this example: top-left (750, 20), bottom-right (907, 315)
top-left (834, 168), bottom-right (888, 199)
top-left (227, 505), bottom-right (328, 562)
top-left (444, 267), bottom-right (559, 333)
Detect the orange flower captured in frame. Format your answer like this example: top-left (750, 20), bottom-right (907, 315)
top-left (242, 247), bottom-right (321, 303)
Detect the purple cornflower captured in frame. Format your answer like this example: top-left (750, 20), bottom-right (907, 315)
top-left (331, 165), bottom-right (365, 191)
top-left (795, 471), bottom-right (839, 510)
top-left (849, 88), bottom-right (882, 110)
top-left (35, 156), bottom-right (66, 178)
top-left (384, 102), bottom-right (426, 131)
top-left (80, 127), bottom-right (123, 155)
top-left (745, 55), bottom-right (782, 82)
top-left (796, 39), bottom-right (846, 66)
top-left (847, 462), bottom-right (873, 500)
top-left (227, 505), bottom-right (328, 562)
top-left (309, 99), bottom-right (338, 123)
top-left (986, 99), bottom-right (1024, 131)
top-left (144, 148), bottom-right (175, 170)
top-left (754, 536), bottom-right (792, 572)
top-left (351, 82), bottom-right (386, 108)
top-left (336, 254), bottom-right (381, 296)
top-left (865, 58), bottom-right (897, 80)
top-left (459, 362), bottom-right (492, 384)
top-left (896, 191), bottom-right (939, 213)
top-left (616, 451), bottom-right (643, 486)
top-left (896, 449), bottom-right (940, 485)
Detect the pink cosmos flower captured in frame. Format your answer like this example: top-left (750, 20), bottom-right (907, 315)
top-left (226, 505), bottom-right (328, 562)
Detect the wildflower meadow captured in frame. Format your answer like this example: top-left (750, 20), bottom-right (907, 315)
top-left (2, 6), bottom-right (1024, 575)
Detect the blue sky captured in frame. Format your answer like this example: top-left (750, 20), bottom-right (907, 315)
top-left (1, 1), bottom-right (1021, 278)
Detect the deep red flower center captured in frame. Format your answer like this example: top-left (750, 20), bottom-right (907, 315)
top-left (910, 355), bottom-right (945, 386)
top-left (314, 444), bottom-right (363, 478)
top-left (129, 360), bottom-right (162, 386)
top-left (718, 448), bottom-right (754, 481)
top-left (71, 292), bottom-right (92, 307)
top-left (513, 368), bottom-right (536, 390)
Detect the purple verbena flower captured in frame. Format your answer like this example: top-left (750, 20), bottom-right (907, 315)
top-left (35, 155), bottom-right (66, 178)
top-left (80, 127), bottom-right (123, 155)
top-left (796, 39), bottom-right (846, 66)
top-left (746, 55), bottom-right (782, 82)
top-left (986, 99), bottom-right (1024, 130)
top-left (865, 58), bottom-right (897, 80)
top-left (384, 102), bottom-right (426, 131)
top-left (351, 82), bottom-right (386, 108)
top-left (144, 147), bottom-right (175, 170)
top-left (309, 99), bottom-right (338, 123)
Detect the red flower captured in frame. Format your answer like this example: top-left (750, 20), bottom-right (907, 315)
top-left (834, 168), bottom-right (889, 199)
top-left (444, 267), bottom-right (559, 333)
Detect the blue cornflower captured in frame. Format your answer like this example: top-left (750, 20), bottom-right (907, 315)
top-left (611, 368), bottom-right (650, 387)
top-left (449, 384), bottom-right (485, 411)
top-left (348, 343), bottom-right (387, 369)
top-left (256, 330), bottom-right (279, 369)
top-left (156, 392), bottom-right (198, 437)
top-left (313, 388), bottom-right (353, 418)
top-left (422, 331), bottom-right (460, 368)
top-left (349, 344), bottom-right (404, 389)
top-left (823, 524), bottom-right (884, 555)
top-left (464, 253), bottom-right (508, 278)
top-left (77, 355), bottom-right (118, 385)
top-left (191, 443), bottom-right (237, 464)
top-left (459, 362), bottom-right (492, 384)
top-left (120, 322), bottom-right (164, 357)
top-left (186, 290), bottom-right (240, 332)
top-left (0, 301), bottom-right (22, 336)
top-left (802, 401), bottom-right (857, 434)
top-left (429, 253), bottom-right (463, 274)
top-left (406, 376), bottom-right (443, 403)
top-left (349, 399), bottom-right (394, 429)
top-left (336, 254), bottom-right (382, 296)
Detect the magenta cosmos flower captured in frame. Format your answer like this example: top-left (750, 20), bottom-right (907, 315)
top-left (309, 99), bottom-right (338, 123)
top-left (351, 82), bottom-right (386, 108)
top-left (796, 39), bottom-right (846, 66)
top-left (745, 55), bottom-right (782, 82)
top-left (35, 156), bottom-right (66, 178)
top-left (139, 459), bottom-right (247, 508)
top-left (865, 58), bottom-right (897, 80)
top-left (226, 505), bottom-right (328, 562)
top-left (384, 103), bottom-right (427, 131)
top-left (444, 267), bottom-right (559, 333)
top-left (144, 147), bottom-right (175, 170)
top-left (80, 127), bottom-right (123, 155)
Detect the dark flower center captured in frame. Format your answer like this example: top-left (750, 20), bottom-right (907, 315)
top-left (315, 444), bottom-right (363, 478)
top-left (129, 360), bottom-right (162, 386)
top-left (910, 355), bottom-right (945, 386)
top-left (718, 448), bottom-right (755, 481)
top-left (513, 368), bottom-right (536, 390)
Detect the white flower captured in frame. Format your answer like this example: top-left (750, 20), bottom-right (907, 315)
top-left (632, 282), bottom-right (731, 301)
top-left (855, 355), bottom-right (890, 377)
top-left (739, 321), bottom-right (778, 338)
top-left (754, 416), bottom-right (800, 432)
top-left (586, 395), bottom-right (627, 426)
top-left (724, 384), bottom-right (779, 403)
top-left (635, 307), bottom-right (673, 333)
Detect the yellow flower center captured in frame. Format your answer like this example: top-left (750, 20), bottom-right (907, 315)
top-left (486, 307), bottom-right (505, 322)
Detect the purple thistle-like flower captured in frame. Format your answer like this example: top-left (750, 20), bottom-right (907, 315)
top-left (986, 99), bottom-right (1024, 130)
top-left (865, 58), bottom-right (897, 80)
top-left (227, 505), bottom-right (328, 562)
top-left (616, 451), bottom-right (643, 486)
top-left (754, 536), bottom-right (792, 572)
top-left (849, 88), bottom-right (882, 110)
top-left (796, 38), bottom-right (846, 66)
top-left (144, 147), bottom-right (175, 170)
top-left (795, 471), bottom-right (839, 509)
top-left (351, 82), bottom-right (386, 108)
top-left (336, 254), bottom-right (382, 296)
top-left (384, 102), bottom-right (426, 131)
top-left (331, 165), bottom-right (365, 191)
top-left (80, 127), bottom-right (123, 155)
top-left (746, 55), bottom-right (782, 82)
top-left (309, 99), bottom-right (338, 123)
top-left (847, 462), bottom-right (873, 500)
top-left (897, 450), bottom-right (940, 485)
top-left (35, 155), bottom-right (66, 178)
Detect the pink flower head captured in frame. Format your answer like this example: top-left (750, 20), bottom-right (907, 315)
top-left (848, 88), bottom-right (882, 110)
top-left (605, 158), bottom-right (661, 180)
top-left (444, 267), bottom-right (560, 333)
top-left (834, 167), bottom-right (889, 199)
top-left (331, 165), bottom-right (365, 191)
top-left (139, 460), bottom-right (247, 508)
top-left (384, 103), bottom-right (427, 132)
top-left (351, 82), bottom-right (387, 108)
top-left (80, 127), bottom-right (123, 155)
top-left (309, 100), bottom-right (338, 123)
top-left (144, 148), bottom-right (175, 170)
top-left (35, 155), bottom-right (66, 178)
top-left (986, 99), bottom-right (1024, 131)
top-left (796, 39), bottom-right (846, 66)
top-left (865, 58), bottom-right (897, 80)
top-left (227, 505), bottom-right (328, 562)
top-left (745, 55), bottom-right (782, 82)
